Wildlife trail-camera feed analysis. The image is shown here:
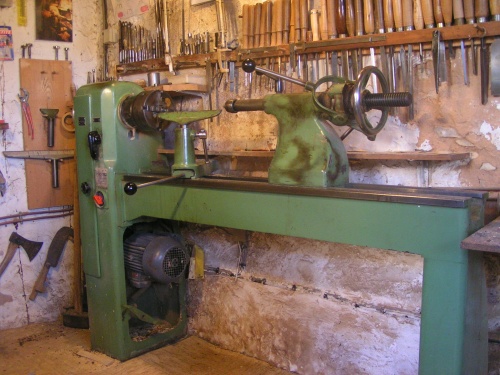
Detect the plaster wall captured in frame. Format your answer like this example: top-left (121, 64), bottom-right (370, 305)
top-left (0, 0), bottom-right (102, 329)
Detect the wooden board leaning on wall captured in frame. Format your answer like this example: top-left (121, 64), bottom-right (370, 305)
top-left (19, 59), bottom-right (75, 209)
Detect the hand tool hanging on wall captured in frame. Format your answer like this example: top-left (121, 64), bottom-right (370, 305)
top-left (30, 226), bottom-right (74, 301)
top-left (491, 38), bottom-right (500, 96)
top-left (480, 34), bottom-right (489, 104)
top-left (18, 88), bottom-right (34, 140)
top-left (40, 108), bottom-right (58, 147)
top-left (0, 233), bottom-right (43, 280)
top-left (0, 169), bottom-right (5, 196)
top-left (53, 45), bottom-right (60, 60)
top-left (3, 150), bottom-right (74, 188)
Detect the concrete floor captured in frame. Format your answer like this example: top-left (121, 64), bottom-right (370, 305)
top-left (0, 322), bottom-right (291, 375)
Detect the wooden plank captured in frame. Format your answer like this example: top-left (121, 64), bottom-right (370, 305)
top-left (461, 216), bottom-right (500, 253)
top-left (158, 148), bottom-right (470, 161)
top-left (19, 59), bottom-right (75, 209)
top-left (347, 151), bottom-right (471, 161)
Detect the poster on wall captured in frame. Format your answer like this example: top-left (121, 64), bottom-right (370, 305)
top-left (0, 26), bottom-right (14, 61)
top-left (35, 0), bottom-right (73, 42)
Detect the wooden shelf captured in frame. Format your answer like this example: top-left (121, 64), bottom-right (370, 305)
top-left (144, 83), bottom-right (207, 94)
top-left (158, 149), bottom-right (470, 161)
top-left (462, 216), bottom-right (500, 253)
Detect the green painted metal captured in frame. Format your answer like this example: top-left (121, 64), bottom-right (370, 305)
top-left (75, 82), bottom-right (488, 374)
top-left (74, 82), bottom-right (187, 361)
top-left (158, 110), bottom-right (221, 124)
top-left (262, 93), bottom-right (349, 187)
top-left (171, 126), bottom-right (211, 178)
top-left (121, 180), bottom-right (487, 374)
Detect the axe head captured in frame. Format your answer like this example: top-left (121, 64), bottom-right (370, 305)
top-left (9, 232), bottom-right (43, 261)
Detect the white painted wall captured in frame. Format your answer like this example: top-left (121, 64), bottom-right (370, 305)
top-left (0, 0), bottom-right (102, 329)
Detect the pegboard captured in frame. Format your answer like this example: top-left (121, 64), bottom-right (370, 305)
top-left (19, 59), bottom-right (75, 209)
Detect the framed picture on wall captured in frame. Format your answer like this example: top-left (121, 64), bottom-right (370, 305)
top-left (35, 0), bottom-right (73, 42)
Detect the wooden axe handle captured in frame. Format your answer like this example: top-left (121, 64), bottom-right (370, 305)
top-left (0, 242), bottom-right (18, 279)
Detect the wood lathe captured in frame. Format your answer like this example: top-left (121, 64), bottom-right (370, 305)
top-left (74, 62), bottom-right (488, 375)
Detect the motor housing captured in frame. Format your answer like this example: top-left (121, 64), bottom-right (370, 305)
top-left (124, 232), bottom-right (189, 288)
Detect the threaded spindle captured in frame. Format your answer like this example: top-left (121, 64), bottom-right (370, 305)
top-left (363, 92), bottom-right (413, 109)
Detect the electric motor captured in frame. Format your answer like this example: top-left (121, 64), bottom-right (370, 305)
top-left (123, 232), bottom-right (189, 288)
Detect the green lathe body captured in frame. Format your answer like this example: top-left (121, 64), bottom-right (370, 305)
top-left (75, 82), bottom-right (488, 374)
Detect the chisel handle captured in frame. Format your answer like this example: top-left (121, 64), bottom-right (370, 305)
top-left (249, 4), bottom-right (255, 48)
top-left (402, 0), bottom-right (414, 28)
top-left (452, 0), bottom-right (465, 23)
top-left (374, 0), bottom-right (385, 32)
top-left (414, 0), bottom-right (425, 29)
top-left (364, 0), bottom-right (375, 33)
top-left (260, 1), bottom-right (268, 47)
top-left (442, 0), bottom-right (453, 25)
top-left (489, 0), bottom-right (500, 20)
top-left (300, 0), bottom-right (309, 40)
top-left (254, 3), bottom-right (262, 48)
top-left (326, 0), bottom-right (338, 38)
top-left (384, 0), bottom-right (395, 31)
top-left (310, 9), bottom-right (320, 40)
top-left (320, 0), bottom-right (329, 39)
top-left (294, 0), bottom-right (301, 40)
top-left (346, 0), bottom-right (356, 36)
top-left (284, 0), bottom-right (291, 43)
top-left (463, 0), bottom-right (474, 22)
top-left (421, 0), bottom-right (435, 26)
top-left (271, 1), bottom-right (277, 45)
top-left (335, 0), bottom-right (347, 35)
top-left (290, 0), bottom-right (296, 42)
top-left (433, 0), bottom-right (444, 25)
top-left (266, 1), bottom-right (273, 45)
top-left (475, 0), bottom-right (489, 21)
top-left (355, 0), bottom-right (364, 35)
top-left (393, 0), bottom-right (404, 30)
top-left (242, 4), bottom-right (249, 49)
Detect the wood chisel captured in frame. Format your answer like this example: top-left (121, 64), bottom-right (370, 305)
top-left (335, 0), bottom-right (349, 79)
top-left (453, 0), bottom-right (469, 86)
top-left (384, 0), bottom-right (396, 93)
top-left (442, 0), bottom-right (455, 58)
top-left (491, 39), bottom-right (500, 96)
top-left (432, 30), bottom-right (447, 93)
top-left (480, 36), bottom-right (489, 104)
top-left (345, 0), bottom-right (356, 79)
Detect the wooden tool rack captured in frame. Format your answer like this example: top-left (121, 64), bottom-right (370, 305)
top-left (116, 22), bottom-right (500, 74)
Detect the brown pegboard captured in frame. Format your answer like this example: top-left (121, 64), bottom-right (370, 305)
top-left (19, 59), bottom-right (75, 209)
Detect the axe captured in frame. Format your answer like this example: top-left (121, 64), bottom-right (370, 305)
top-left (0, 233), bottom-right (43, 279)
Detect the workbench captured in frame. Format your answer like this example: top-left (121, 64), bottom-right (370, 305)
top-left (121, 176), bottom-right (488, 375)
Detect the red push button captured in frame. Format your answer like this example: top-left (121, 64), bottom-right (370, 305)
top-left (93, 192), bottom-right (104, 207)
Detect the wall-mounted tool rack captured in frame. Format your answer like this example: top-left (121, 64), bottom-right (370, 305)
top-left (116, 22), bottom-right (500, 75)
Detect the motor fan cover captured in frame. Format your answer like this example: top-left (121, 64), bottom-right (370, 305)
top-left (124, 233), bottom-right (189, 287)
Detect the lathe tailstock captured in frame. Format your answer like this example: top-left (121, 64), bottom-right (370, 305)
top-left (75, 79), bottom-right (488, 374)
